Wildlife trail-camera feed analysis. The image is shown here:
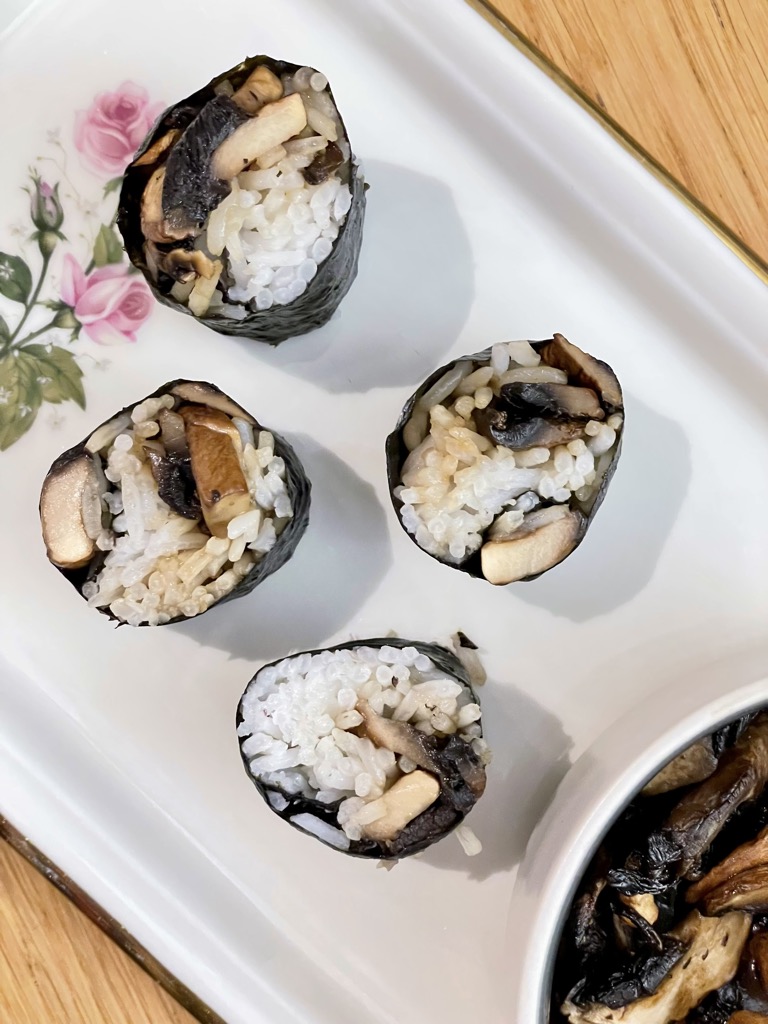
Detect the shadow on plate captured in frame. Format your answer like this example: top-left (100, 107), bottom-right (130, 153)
top-left (511, 393), bottom-right (690, 622)
top-left (238, 159), bottom-right (474, 393)
top-left (173, 434), bottom-right (392, 661)
top-left (420, 680), bottom-right (573, 880)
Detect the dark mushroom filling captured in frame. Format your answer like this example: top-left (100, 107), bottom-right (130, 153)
top-left (236, 637), bottom-right (489, 859)
top-left (388, 335), bottom-right (623, 584)
top-left (551, 712), bottom-right (768, 1023)
top-left (39, 381), bottom-right (309, 626)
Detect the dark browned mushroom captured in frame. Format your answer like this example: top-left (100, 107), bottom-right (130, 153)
top-left (540, 332), bottom-right (623, 413)
top-left (357, 700), bottom-right (486, 811)
top-left (562, 911), bottom-right (751, 1023)
top-left (145, 450), bottom-right (201, 520)
top-left (499, 381), bottom-right (605, 422)
top-left (664, 715), bottom-right (768, 879)
top-left (475, 404), bottom-right (586, 450)
top-left (303, 141), bottom-right (344, 185)
top-left (688, 828), bottom-right (768, 908)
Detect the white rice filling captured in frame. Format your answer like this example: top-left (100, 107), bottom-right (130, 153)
top-left (81, 396), bottom-right (293, 626)
top-left (198, 66), bottom-right (352, 316)
top-left (238, 645), bottom-right (488, 846)
top-left (395, 341), bottom-right (623, 563)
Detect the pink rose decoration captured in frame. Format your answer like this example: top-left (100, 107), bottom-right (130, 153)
top-left (75, 81), bottom-right (164, 176)
top-left (61, 254), bottom-right (153, 345)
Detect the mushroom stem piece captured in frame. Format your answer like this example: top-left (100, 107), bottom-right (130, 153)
top-left (179, 404), bottom-right (254, 537)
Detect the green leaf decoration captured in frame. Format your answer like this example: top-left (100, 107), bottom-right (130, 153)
top-left (0, 350), bottom-right (43, 450)
top-left (103, 176), bottom-right (123, 196)
top-left (92, 223), bottom-right (125, 267)
top-left (0, 253), bottom-right (33, 304)
top-left (0, 315), bottom-right (9, 345)
top-left (23, 343), bottom-right (85, 408)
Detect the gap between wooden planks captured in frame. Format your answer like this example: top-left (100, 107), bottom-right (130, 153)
top-left (2, 2), bottom-right (767, 1023)
top-left (488, 0), bottom-right (768, 265)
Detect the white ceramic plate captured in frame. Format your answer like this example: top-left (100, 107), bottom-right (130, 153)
top-left (1, 1), bottom-right (768, 1022)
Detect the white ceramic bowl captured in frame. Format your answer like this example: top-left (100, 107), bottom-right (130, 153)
top-left (510, 643), bottom-right (768, 1022)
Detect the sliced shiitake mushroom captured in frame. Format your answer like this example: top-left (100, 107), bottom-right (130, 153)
top-left (140, 166), bottom-right (194, 244)
top-left (664, 714), bottom-right (768, 879)
top-left (179, 404), bottom-right (255, 537)
top-left (481, 506), bottom-right (585, 585)
top-left (688, 828), bottom-right (768, 909)
top-left (499, 381), bottom-right (605, 422)
top-left (132, 129), bottom-right (181, 168)
top-left (145, 450), bottom-right (201, 520)
top-left (540, 333), bottom-right (623, 414)
top-left (303, 141), bottom-right (344, 185)
top-left (562, 911), bottom-right (751, 1023)
top-left (357, 701), bottom-right (486, 811)
top-left (475, 405), bottom-right (586, 450)
top-left (40, 453), bottom-right (104, 569)
top-left (231, 65), bottom-right (283, 114)
top-left (146, 245), bottom-right (217, 284)
top-left (642, 738), bottom-right (720, 797)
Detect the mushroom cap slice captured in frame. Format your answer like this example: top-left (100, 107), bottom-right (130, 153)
top-left (179, 404), bottom-right (254, 537)
top-left (664, 713), bottom-right (768, 879)
top-left (539, 333), bottom-right (623, 414)
top-left (694, 862), bottom-right (768, 915)
top-left (476, 406), bottom-right (586, 450)
top-left (500, 381), bottom-right (605, 421)
top-left (140, 166), bottom-right (194, 244)
top-left (132, 129), bottom-right (180, 168)
top-left (481, 506), bottom-right (585, 584)
top-left (641, 738), bottom-right (719, 797)
top-left (562, 911), bottom-right (751, 1023)
top-left (688, 826), bottom-right (768, 908)
top-left (40, 453), bottom-right (103, 569)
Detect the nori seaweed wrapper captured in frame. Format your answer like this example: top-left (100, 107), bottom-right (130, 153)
top-left (237, 637), bottom-right (487, 859)
top-left (39, 379), bottom-right (311, 625)
top-left (118, 55), bottom-right (366, 345)
top-left (385, 338), bottom-right (623, 583)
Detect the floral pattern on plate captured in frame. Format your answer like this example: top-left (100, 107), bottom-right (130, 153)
top-left (0, 81), bottom-right (163, 451)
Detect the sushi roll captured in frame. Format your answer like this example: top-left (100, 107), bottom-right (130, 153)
top-left (118, 56), bottom-right (366, 344)
top-left (386, 334), bottom-right (623, 584)
top-left (39, 380), bottom-right (310, 625)
top-left (237, 637), bottom-right (489, 859)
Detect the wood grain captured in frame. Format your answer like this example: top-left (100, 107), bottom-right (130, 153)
top-left (0, 840), bottom-right (196, 1024)
top-left (485, 0), bottom-right (768, 263)
top-left (3, 3), bottom-right (768, 1023)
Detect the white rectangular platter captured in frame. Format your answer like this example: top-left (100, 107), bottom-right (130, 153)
top-left (2, 1), bottom-right (768, 1021)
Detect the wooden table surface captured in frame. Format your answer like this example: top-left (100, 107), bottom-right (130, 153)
top-left (3, 2), bottom-right (767, 1022)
